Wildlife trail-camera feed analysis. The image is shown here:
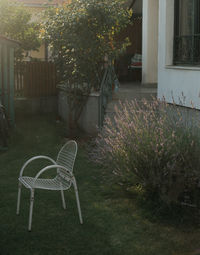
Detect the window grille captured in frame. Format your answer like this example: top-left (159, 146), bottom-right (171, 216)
top-left (174, 0), bottom-right (200, 66)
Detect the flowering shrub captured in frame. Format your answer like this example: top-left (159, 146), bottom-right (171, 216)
top-left (93, 98), bottom-right (200, 206)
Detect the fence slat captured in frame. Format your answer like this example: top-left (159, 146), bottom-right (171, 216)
top-left (15, 61), bottom-right (57, 98)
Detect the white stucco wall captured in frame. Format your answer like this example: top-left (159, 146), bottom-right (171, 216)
top-left (142, 0), bottom-right (159, 84)
top-left (157, 0), bottom-right (200, 109)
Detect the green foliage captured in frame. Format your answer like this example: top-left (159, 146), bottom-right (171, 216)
top-left (42, 0), bottom-right (131, 84)
top-left (0, 0), bottom-right (41, 60)
top-left (93, 98), bottom-right (200, 207)
top-left (41, 0), bottom-right (131, 134)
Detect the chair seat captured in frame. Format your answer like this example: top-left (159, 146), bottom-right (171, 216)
top-left (19, 176), bottom-right (71, 190)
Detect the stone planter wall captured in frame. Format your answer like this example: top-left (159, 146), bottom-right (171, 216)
top-left (58, 90), bottom-right (101, 135)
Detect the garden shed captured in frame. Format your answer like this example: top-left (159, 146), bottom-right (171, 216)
top-left (0, 36), bottom-right (19, 124)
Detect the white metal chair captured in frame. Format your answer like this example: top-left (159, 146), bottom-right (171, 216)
top-left (16, 140), bottom-right (83, 231)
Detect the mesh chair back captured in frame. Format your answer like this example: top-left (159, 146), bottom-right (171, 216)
top-left (56, 141), bottom-right (77, 179)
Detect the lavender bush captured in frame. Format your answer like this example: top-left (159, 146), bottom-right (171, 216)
top-left (93, 98), bottom-right (200, 206)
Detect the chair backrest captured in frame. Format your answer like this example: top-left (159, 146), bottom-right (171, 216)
top-left (56, 140), bottom-right (78, 175)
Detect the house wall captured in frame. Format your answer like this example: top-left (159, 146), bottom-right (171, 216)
top-left (29, 44), bottom-right (46, 60)
top-left (142, 0), bottom-right (159, 84)
top-left (157, 0), bottom-right (200, 109)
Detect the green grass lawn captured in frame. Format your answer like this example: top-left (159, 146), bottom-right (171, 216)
top-left (0, 114), bottom-right (200, 255)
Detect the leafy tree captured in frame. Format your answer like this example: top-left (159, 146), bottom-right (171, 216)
top-left (0, 0), bottom-right (41, 60)
top-left (42, 0), bottom-right (131, 135)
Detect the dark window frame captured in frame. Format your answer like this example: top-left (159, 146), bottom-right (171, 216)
top-left (173, 0), bottom-right (200, 66)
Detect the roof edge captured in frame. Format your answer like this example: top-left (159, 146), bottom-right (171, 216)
top-left (0, 35), bottom-right (20, 47)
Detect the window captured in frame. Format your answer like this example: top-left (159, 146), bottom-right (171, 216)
top-left (174, 0), bottom-right (200, 65)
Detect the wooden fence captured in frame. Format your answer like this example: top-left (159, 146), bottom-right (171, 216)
top-left (15, 61), bottom-right (57, 98)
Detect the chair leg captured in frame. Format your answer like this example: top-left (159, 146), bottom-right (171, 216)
top-left (16, 182), bottom-right (22, 215)
top-left (73, 180), bottom-right (83, 224)
top-left (28, 189), bottom-right (35, 231)
top-left (61, 189), bottom-right (66, 209)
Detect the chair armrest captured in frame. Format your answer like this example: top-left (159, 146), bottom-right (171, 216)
top-left (33, 164), bottom-right (73, 186)
top-left (19, 156), bottom-right (57, 177)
